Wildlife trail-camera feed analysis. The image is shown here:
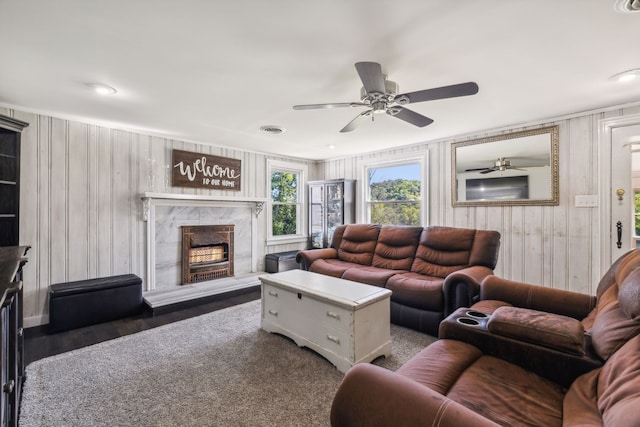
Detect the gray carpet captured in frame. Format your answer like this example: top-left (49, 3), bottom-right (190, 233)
top-left (20, 299), bottom-right (436, 427)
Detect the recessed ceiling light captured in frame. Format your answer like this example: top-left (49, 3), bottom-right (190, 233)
top-left (609, 69), bottom-right (640, 83)
top-left (87, 83), bottom-right (118, 95)
top-left (327, 144), bottom-right (336, 149)
top-left (259, 125), bottom-right (285, 135)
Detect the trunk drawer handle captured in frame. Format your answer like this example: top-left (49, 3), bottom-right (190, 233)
top-left (327, 335), bottom-right (340, 344)
top-left (326, 311), bottom-right (340, 320)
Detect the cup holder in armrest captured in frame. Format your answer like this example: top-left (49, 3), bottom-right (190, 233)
top-left (466, 310), bottom-right (490, 319)
top-left (456, 317), bottom-right (481, 326)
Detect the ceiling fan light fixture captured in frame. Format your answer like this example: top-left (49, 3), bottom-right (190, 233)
top-left (360, 79), bottom-right (398, 101)
top-left (371, 101), bottom-right (387, 113)
top-left (609, 68), bottom-right (640, 83)
top-left (614, 0), bottom-right (640, 13)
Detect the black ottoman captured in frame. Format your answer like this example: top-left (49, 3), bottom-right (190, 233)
top-left (49, 274), bottom-right (143, 333)
top-left (265, 251), bottom-right (300, 273)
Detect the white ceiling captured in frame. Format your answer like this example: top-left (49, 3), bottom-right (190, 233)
top-left (1, 0), bottom-right (639, 161)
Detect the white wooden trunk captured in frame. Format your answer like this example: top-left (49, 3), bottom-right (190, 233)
top-left (260, 270), bottom-right (392, 373)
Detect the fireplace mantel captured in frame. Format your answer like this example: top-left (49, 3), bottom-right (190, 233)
top-left (141, 192), bottom-right (268, 221)
top-left (141, 191), bottom-right (267, 295)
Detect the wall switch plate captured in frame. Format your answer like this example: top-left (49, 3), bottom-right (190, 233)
top-left (575, 195), bottom-right (599, 207)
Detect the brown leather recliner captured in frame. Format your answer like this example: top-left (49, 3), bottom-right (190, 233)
top-left (296, 224), bottom-right (501, 335)
top-left (330, 334), bottom-right (640, 426)
top-left (330, 249), bottom-right (640, 426)
top-left (439, 248), bottom-right (640, 386)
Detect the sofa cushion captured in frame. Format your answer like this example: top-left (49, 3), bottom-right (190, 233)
top-left (371, 226), bottom-right (423, 271)
top-left (447, 355), bottom-right (566, 427)
top-left (386, 272), bottom-right (444, 311)
top-left (590, 283), bottom-right (640, 361)
top-left (487, 306), bottom-right (585, 355)
top-left (562, 369), bottom-right (601, 427)
top-left (400, 340), bottom-right (565, 427)
top-left (564, 334), bottom-right (640, 426)
top-left (336, 224), bottom-right (380, 266)
top-left (410, 227), bottom-right (477, 278)
top-left (309, 259), bottom-right (354, 278)
top-left (618, 265), bottom-right (640, 319)
top-left (470, 299), bottom-right (512, 313)
top-left (341, 266), bottom-right (398, 288)
top-left (397, 339), bottom-right (483, 395)
top-left (596, 333), bottom-right (640, 426)
top-left (468, 229), bottom-right (501, 269)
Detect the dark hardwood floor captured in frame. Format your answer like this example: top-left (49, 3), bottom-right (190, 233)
top-left (24, 287), bottom-right (261, 366)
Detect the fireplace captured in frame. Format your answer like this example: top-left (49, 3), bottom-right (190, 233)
top-left (181, 225), bottom-right (234, 284)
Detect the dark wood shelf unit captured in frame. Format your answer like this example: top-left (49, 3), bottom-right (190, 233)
top-left (0, 246), bottom-right (29, 427)
top-left (0, 115), bottom-right (29, 248)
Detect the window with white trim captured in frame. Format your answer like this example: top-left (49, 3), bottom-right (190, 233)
top-left (362, 155), bottom-right (427, 226)
top-left (267, 160), bottom-right (307, 241)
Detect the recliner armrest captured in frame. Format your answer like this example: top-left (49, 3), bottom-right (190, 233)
top-left (330, 363), bottom-right (500, 427)
top-left (295, 248), bottom-right (337, 270)
top-left (479, 276), bottom-right (596, 320)
top-left (487, 306), bottom-right (586, 355)
top-left (439, 308), bottom-right (603, 387)
top-left (443, 266), bottom-right (494, 316)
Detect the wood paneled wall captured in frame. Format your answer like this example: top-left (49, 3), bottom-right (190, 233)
top-left (2, 108), bottom-right (312, 326)
top-left (5, 103), bottom-right (640, 326)
top-left (317, 105), bottom-right (640, 295)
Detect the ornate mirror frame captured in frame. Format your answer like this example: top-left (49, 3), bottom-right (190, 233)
top-left (452, 125), bottom-right (559, 207)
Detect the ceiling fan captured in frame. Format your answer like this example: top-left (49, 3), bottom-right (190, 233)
top-left (293, 61), bottom-right (479, 133)
top-left (465, 157), bottom-right (526, 174)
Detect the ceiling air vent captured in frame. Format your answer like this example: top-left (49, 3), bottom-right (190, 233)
top-left (259, 125), bottom-right (285, 135)
top-left (614, 0), bottom-right (640, 13)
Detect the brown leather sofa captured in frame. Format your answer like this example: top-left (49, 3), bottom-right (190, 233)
top-left (330, 249), bottom-right (640, 426)
top-left (296, 224), bottom-right (501, 335)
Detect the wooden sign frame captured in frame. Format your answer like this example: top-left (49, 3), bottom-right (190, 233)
top-left (172, 149), bottom-right (241, 191)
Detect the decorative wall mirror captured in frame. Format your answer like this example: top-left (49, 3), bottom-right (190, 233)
top-left (452, 125), bottom-right (559, 206)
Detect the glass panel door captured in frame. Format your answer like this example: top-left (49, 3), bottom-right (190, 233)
top-left (309, 184), bottom-right (325, 248)
top-left (326, 182), bottom-right (344, 246)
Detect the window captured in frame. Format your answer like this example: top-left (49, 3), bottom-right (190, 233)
top-left (267, 160), bottom-right (307, 241)
top-left (362, 155), bottom-right (427, 226)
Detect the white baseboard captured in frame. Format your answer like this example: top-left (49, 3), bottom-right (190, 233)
top-left (24, 315), bottom-right (49, 329)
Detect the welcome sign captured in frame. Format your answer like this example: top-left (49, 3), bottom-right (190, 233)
top-left (172, 149), bottom-right (241, 191)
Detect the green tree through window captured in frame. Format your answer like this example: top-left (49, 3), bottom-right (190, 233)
top-left (368, 163), bottom-right (422, 226)
top-left (635, 190), bottom-right (640, 239)
top-left (271, 171), bottom-right (298, 235)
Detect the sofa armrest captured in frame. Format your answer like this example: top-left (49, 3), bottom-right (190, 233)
top-left (330, 363), bottom-right (500, 427)
top-left (443, 266), bottom-right (494, 316)
top-left (480, 275), bottom-right (597, 320)
top-left (295, 248), bottom-right (337, 270)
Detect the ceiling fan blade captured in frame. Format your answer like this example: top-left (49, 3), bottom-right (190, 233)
top-left (480, 169), bottom-right (496, 174)
top-left (293, 102), bottom-right (366, 110)
top-left (396, 82), bottom-right (479, 104)
top-left (387, 106), bottom-right (434, 127)
top-left (340, 110), bottom-right (372, 133)
top-left (354, 62), bottom-right (386, 94)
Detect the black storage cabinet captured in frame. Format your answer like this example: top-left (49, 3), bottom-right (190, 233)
top-left (265, 251), bottom-right (300, 273)
top-left (49, 274), bottom-right (143, 333)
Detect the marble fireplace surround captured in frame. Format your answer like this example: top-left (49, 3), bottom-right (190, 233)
top-left (141, 192), bottom-right (268, 308)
